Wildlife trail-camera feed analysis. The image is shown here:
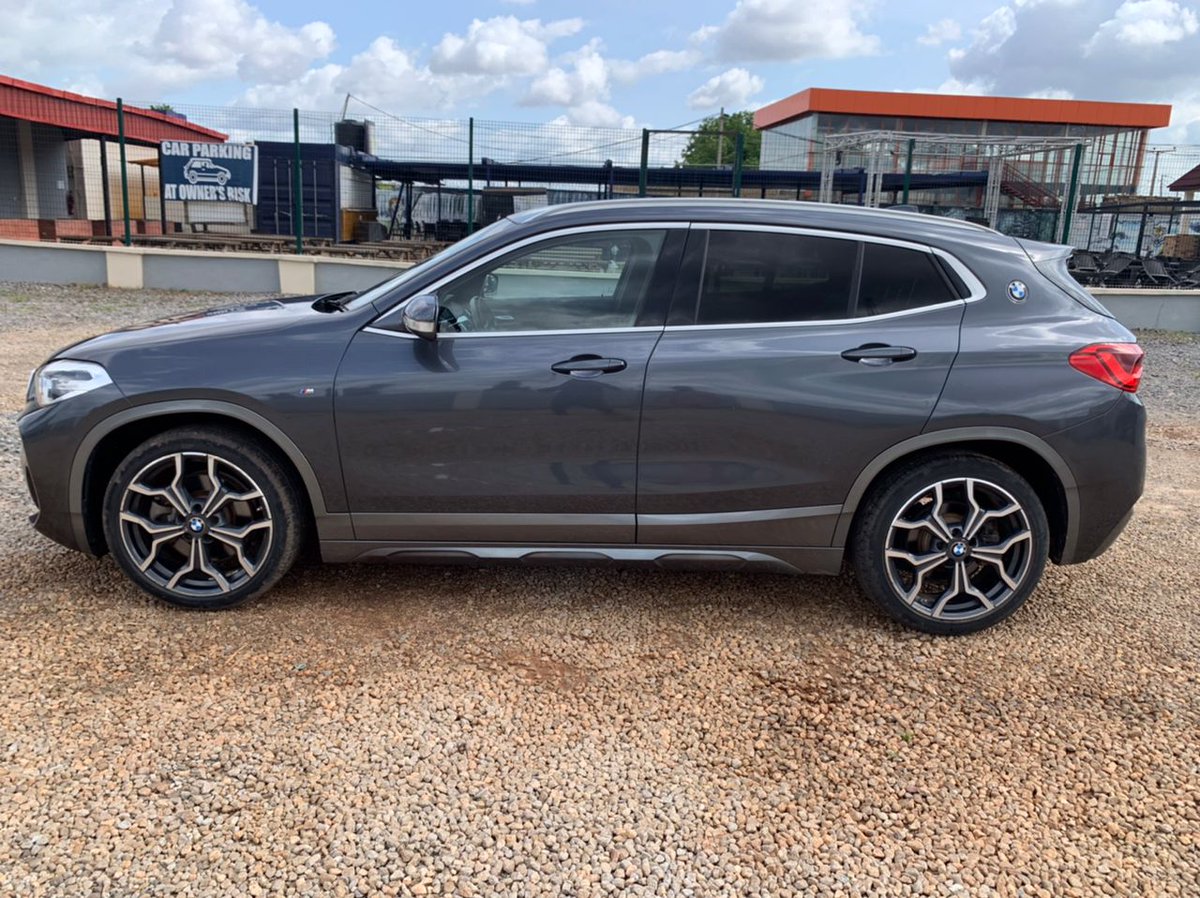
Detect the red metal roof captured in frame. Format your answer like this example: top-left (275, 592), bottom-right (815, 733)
top-left (1169, 163), bottom-right (1200, 193)
top-left (755, 87), bottom-right (1172, 131)
top-left (0, 75), bottom-right (226, 144)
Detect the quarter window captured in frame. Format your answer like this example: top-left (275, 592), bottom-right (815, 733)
top-left (696, 230), bottom-right (858, 325)
top-left (856, 243), bottom-right (958, 317)
top-left (437, 229), bottom-right (667, 333)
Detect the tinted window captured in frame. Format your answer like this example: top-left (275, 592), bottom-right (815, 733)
top-left (697, 230), bottom-right (858, 325)
top-left (857, 243), bottom-right (957, 317)
top-left (438, 229), bottom-right (666, 333)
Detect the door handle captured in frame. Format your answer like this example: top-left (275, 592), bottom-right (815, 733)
top-left (551, 355), bottom-right (628, 378)
top-left (840, 344), bottom-right (918, 366)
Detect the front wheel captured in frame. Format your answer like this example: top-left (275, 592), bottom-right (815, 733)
top-left (102, 427), bottom-right (304, 609)
top-left (850, 454), bottom-right (1049, 635)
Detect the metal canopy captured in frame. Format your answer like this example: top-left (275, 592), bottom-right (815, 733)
top-left (815, 130), bottom-right (1093, 227)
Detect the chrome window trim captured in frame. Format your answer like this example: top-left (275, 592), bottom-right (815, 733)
top-left (362, 325), bottom-right (662, 341)
top-left (369, 221), bottom-right (688, 333)
top-left (664, 300), bottom-right (966, 332)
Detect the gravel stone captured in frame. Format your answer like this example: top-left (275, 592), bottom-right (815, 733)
top-left (1, 282), bottom-right (1198, 897)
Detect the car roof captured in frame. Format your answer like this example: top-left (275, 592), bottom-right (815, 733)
top-left (509, 197), bottom-right (1020, 253)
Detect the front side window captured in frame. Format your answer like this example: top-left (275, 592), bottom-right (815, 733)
top-left (856, 243), bottom-right (958, 317)
top-left (436, 229), bottom-right (667, 333)
top-left (696, 230), bottom-right (858, 325)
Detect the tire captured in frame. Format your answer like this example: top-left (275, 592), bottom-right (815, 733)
top-left (102, 426), bottom-right (304, 610)
top-left (850, 453), bottom-right (1049, 635)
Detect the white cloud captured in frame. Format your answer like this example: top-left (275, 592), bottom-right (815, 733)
top-left (687, 68), bottom-right (764, 110)
top-left (610, 49), bottom-right (702, 84)
top-left (429, 16), bottom-right (584, 76)
top-left (149, 0), bottom-right (335, 85)
top-left (1086, 0), bottom-right (1198, 50)
top-left (0, 0), bottom-right (337, 95)
top-left (523, 39), bottom-right (610, 105)
top-left (948, 0), bottom-right (1200, 99)
top-left (241, 37), bottom-right (495, 112)
top-left (1026, 87), bottom-right (1075, 99)
top-left (695, 0), bottom-right (880, 62)
top-left (918, 18), bottom-right (963, 46)
top-left (550, 101), bottom-right (636, 129)
top-left (946, 1), bottom-right (1200, 146)
top-left (518, 39), bottom-right (635, 127)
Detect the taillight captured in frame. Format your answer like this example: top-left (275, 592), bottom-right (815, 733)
top-left (1068, 343), bottom-right (1143, 393)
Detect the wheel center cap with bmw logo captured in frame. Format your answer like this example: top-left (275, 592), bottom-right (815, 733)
top-left (187, 516), bottom-right (207, 536)
top-left (949, 540), bottom-right (970, 559)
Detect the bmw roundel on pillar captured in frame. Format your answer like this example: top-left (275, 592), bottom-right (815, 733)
top-left (159, 141), bottom-right (258, 204)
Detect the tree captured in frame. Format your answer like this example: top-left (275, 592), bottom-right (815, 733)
top-left (149, 103), bottom-right (176, 114)
top-left (680, 110), bottom-right (761, 169)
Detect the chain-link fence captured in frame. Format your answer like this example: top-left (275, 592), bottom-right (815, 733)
top-left (3, 88), bottom-right (1200, 271)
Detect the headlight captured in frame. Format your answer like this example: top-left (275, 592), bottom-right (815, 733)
top-left (31, 360), bottom-right (113, 407)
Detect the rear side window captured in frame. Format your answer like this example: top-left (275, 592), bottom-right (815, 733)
top-left (697, 230), bottom-right (858, 324)
top-left (857, 243), bottom-right (958, 317)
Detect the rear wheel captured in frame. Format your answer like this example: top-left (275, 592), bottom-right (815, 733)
top-left (851, 454), bottom-right (1049, 635)
top-left (102, 427), bottom-right (303, 609)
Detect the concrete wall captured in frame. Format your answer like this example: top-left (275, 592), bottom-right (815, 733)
top-left (0, 241), bottom-right (108, 284)
top-left (1093, 289), bottom-right (1200, 332)
top-left (142, 253), bottom-right (280, 292)
top-left (0, 238), bottom-right (411, 295)
top-left (2, 239), bottom-right (1200, 333)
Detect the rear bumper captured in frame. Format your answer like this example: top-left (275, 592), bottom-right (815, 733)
top-left (1047, 393), bottom-right (1145, 565)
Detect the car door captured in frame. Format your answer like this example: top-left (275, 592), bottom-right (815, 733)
top-left (636, 225), bottom-right (969, 548)
top-left (335, 224), bottom-right (685, 544)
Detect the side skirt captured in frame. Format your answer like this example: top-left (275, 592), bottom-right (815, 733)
top-left (317, 541), bottom-right (845, 575)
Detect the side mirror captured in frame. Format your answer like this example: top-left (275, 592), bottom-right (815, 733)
top-left (402, 294), bottom-right (439, 340)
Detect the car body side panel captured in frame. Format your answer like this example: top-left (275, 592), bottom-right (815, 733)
top-left (924, 252), bottom-right (1136, 436)
top-left (636, 302), bottom-right (964, 545)
top-left (1043, 393), bottom-right (1145, 564)
top-left (334, 329), bottom-right (664, 543)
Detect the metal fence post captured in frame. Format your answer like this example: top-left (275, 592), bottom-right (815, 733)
top-left (902, 138), bottom-right (915, 204)
top-left (99, 137), bottom-right (113, 239)
top-left (157, 143), bottom-right (167, 234)
top-left (292, 109), bottom-right (303, 254)
top-left (638, 129), bottom-right (649, 197)
top-left (732, 132), bottom-right (744, 198)
top-left (467, 117), bottom-right (475, 235)
top-left (116, 98), bottom-right (131, 246)
top-left (1060, 142), bottom-right (1083, 245)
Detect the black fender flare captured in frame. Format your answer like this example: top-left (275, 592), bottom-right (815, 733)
top-left (68, 399), bottom-right (342, 551)
top-left (832, 426), bottom-right (1079, 558)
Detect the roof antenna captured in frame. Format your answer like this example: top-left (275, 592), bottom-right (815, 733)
top-left (340, 93), bottom-right (352, 120)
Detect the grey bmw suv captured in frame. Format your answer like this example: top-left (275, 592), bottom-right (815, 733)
top-left (19, 199), bottom-right (1145, 634)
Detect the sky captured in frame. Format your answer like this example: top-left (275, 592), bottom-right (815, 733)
top-left (1, 0), bottom-right (1198, 143)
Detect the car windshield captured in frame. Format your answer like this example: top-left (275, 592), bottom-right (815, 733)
top-left (342, 218), bottom-right (516, 311)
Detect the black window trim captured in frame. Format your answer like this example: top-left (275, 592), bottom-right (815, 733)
top-left (670, 223), bottom-right (984, 331)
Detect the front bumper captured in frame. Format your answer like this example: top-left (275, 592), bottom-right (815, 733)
top-left (17, 384), bottom-right (129, 555)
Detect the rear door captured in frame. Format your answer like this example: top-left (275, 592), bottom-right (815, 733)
top-left (636, 226), bottom-right (969, 548)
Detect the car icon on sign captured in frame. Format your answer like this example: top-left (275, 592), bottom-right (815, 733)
top-left (183, 158), bottom-right (231, 186)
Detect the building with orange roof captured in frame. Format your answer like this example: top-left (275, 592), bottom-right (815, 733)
top-left (0, 75), bottom-right (227, 240)
top-left (754, 88), bottom-right (1172, 230)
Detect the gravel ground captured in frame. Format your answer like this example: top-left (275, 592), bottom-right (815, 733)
top-left (1, 282), bottom-right (1197, 897)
